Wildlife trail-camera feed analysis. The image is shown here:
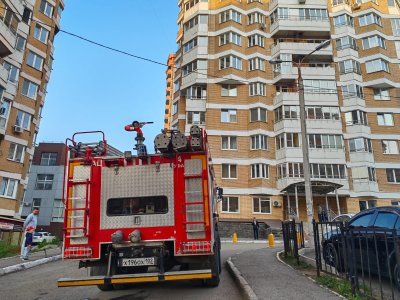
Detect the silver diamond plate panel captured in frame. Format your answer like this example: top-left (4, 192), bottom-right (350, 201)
top-left (100, 164), bottom-right (175, 229)
top-left (184, 159), bottom-right (202, 176)
top-left (185, 178), bottom-right (203, 202)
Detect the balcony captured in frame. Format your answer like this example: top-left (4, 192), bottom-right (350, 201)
top-left (342, 97), bottom-right (365, 108)
top-left (186, 98), bottom-right (206, 112)
top-left (270, 39), bottom-right (333, 57)
top-left (339, 72), bottom-right (363, 83)
top-left (0, 64), bottom-right (8, 89)
top-left (270, 16), bottom-right (330, 37)
top-left (309, 147), bottom-right (346, 161)
top-left (352, 180), bottom-right (379, 193)
top-left (0, 20), bottom-right (17, 57)
top-left (345, 124), bottom-right (371, 135)
top-left (272, 64), bottom-right (335, 82)
top-left (333, 25), bottom-right (355, 36)
top-left (273, 91), bottom-right (339, 106)
top-left (349, 152), bottom-right (375, 164)
top-left (181, 71), bottom-right (207, 89)
top-left (307, 119), bottom-right (342, 131)
top-left (269, 0), bottom-right (330, 10)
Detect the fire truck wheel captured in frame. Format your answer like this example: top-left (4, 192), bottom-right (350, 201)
top-left (89, 266), bottom-right (114, 291)
top-left (203, 243), bottom-right (220, 287)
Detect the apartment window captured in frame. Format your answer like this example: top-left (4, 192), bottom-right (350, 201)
top-left (27, 51), bottom-right (44, 71)
top-left (270, 8), bottom-right (289, 24)
top-left (174, 80), bottom-right (180, 93)
top-left (22, 79), bottom-right (39, 99)
top-left (222, 164), bottom-right (237, 179)
top-left (3, 62), bottom-right (19, 83)
top-left (184, 16), bottom-right (198, 31)
top-left (333, 14), bottom-right (354, 27)
top-left (0, 178), bottom-right (17, 198)
top-left (40, 0), bottom-right (54, 17)
top-left (35, 174), bottom-right (54, 190)
top-left (359, 13), bottom-right (381, 27)
top-left (219, 32), bottom-right (241, 46)
top-left (332, 0), bottom-right (345, 5)
top-left (221, 136), bottom-right (237, 150)
top-left (219, 9), bottom-right (241, 23)
top-left (359, 200), bottom-right (376, 211)
top-left (219, 55), bottom-right (242, 70)
top-left (248, 12), bottom-right (265, 25)
top-left (386, 169), bottom-right (400, 183)
top-left (221, 109), bottom-right (237, 123)
top-left (52, 199), bottom-right (64, 222)
top-left (184, 0), bottom-right (199, 11)
top-left (382, 140), bottom-right (399, 154)
top-left (187, 85), bottom-right (206, 99)
top-left (342, 84), bottom-right (364, 99)
top-left (374, 88), bottom-right (390, 101)
top-left (276, 133), bottom-right (300, 149)
top-left (345, 110), bottom-right (368, 126)
top-left (377, 113), bottom-right (394, 126)
top-left (172, 102), bottom-right (178, 115)
top-left (183, 37), bottom-right (197, 53)
top-left (249, 57), bottom-right (265, 71)
top-left (187, 111), bottom-right (205, 125)
top-left (0, 3), bottom-right (18, 34)
top-left (306, 106), bottom-right (340, 120)
top-left (34, 24), bottom-right (49, 43)
top-left (336, 36), bottom-right (357, 51)
top-left (303, 80), bottom-right (336, 94)
top-left (338, 59), bottom-right (361, 75)
top-left (253, 197), bottom-right (271, 214)
top-left (308, 134), bottom-right (343, 149)
top-left (16, 110), bottom-right (32, 130)
top-left (15, 35), bottom-right (26, 52)
top-left (362, 36), bottom-right (386, 50)
top-left (299, 8), bottom-right (328, 21)
top-left (391, 19), bottom-right (400, 36)
top-left (7, 143), bottom-right (25, 163)
top-left (221, 196), bottom-right (239, 213)
top-left (40, 152), bottom-right (57, 166)
top-left (183, 60), bottom-right (197, 75)
top-left (251, 164), bottom-right (269, 179)
top-left (248, 34), bottom-right (265, 47)
top-left (0, 99), bottom-right (11, 129)
top-left (250, 108), bottom-right (267, 122)
top-left (349, 137), bottom-right (373, 153)
top-left (250, 134), bottom-right (268, 150)
top-left (32, 198), bottom-right (41, 209)
top-left (274, 106), bottom-right (298, 122)
top-left (368, 167), bottom-right (377, 182)
top-left (311, 164), bottom-right (346, 179)
top-left (366, 59), bottom-right (389, 73)
top-left (277, 162), bottom-right (303, 179)
top-left (221, 84), bottom-right (237, 97)
top-left (249, 82), bottom-right (266, 96)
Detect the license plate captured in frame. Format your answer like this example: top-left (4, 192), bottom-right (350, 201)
top-left (120, 257), bottom-right (156, 267)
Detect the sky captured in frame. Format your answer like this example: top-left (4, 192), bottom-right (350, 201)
top-left (37, 0), bottom-right (179, 152)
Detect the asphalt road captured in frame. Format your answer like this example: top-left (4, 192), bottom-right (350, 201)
top-left (0, 243), bottom-right (266, 300)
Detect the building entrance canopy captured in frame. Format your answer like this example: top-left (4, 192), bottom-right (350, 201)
top-left (281, 180), bottom-right (343, 195)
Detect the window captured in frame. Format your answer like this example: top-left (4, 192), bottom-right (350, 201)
top-left (15, 110), bottom-right (32, 130)
top-left (107, 196), bottom-right (168, 216)
top-left (311, 164), bottom-right (346, 179)
top-left (35, 174), bottom-right (54, 190)
top-left (221, 84), bottom-right (237, 97)
top-left (219, 9), bottom-right (241, 23)
top-left (342, 84), bottom-right (364, 99)
top-left (387, 169), bottom-right (400, 183)
top-left (366, 58), bottom-right (390, 73)
top-left (248, 12), bottom-right (265, 25)
top-left (7, 143), bottom-right (25, 163)
top-left (0, 99), bottom-right (11, 129)
top-left (249, 57), bottom-right (265, 71)
top-left (0, 2), bottom-right (18, 34)
top-left (350, 212), bottom-right (373, 226)
top-left (222, 164), bottom-right (237, 179)
top-left (349, 137), bottom-right (373, 153)
top-left (221, 109), bottom-right (237, 123)
top-left (270, 8), bottom-right (289, 24)
top-left (362, 36), bottom-right (386, 50)
top-left (392, 19), bottom-right (400, 37)
top-left (308, 134), bottom-right (343, 149)
top-left (32, 198), bottom-right (41, 209)
top-left (187, 85), bottom-right (206, 99)
top-left (338, 59), bottom-right (361, 74)
top-left (27, 51), bottom-right (44, 70)
top-left (187, 111), bottom-right (205, 124)
top-left (219, 32), bottom-right (241, 46)
top-left (374, 212), bottom-right (398, 229)
top-left (248, 34), bottom-right (264, 47)
top-left (221, 196), bottom-right (239, 213)
top-left (40, 0), bottom-right (54, 17)
top-left (306, 106), bottom-right (340, 120)
top-left (251, 134), bottom-right (268, 150)
top-left (277, 162), bottom-right (303, 178)
top-left (299, 8), bottom-right (328, 21)
top-left (345, 110), bottom-right (368, 125)
top-left (172, 102), bottom-right (178, 115)
top-left (34, 24), bottom-right (49, 43)
top-left (332, 0), bottom-right (345, 4)
top-left (221, 136), bottom-right (237, 150)
top-left (184, 0), bottom-right (199, 11)
top-left (251, 164), bottom-right (269, 179)
top-left (184, 16), bottom-right (198, 31)
top-left (333, 14), bottom-right (353, 27)
top-left (374, 88), bottom-right (390, 100)
top-left (377, 113), bottom-right (394, 126)
top-left (4, 62), bottom-right (19, 83)
top-left (368, 167), bottom-right (377, 182)
top-left (253, 197), bottom-right (271, 214)
top-left (183, 38), bottom-right (197, 53)
top-left (219, 55), bottom-right (242, 70)
top-left (52, 199), bottom-right (64, 222)
top-left (274, 106), bottom-right (299, 122)
top-left (40, 152), bottom-right (57, 166)
top-left (22, 79), bottom-right (39, 99)
top-left (359, 13), bottom-right (381, 27)
top-left (303, 80), bottom-right (336, 94)
top-left (183, 60), bottom-right (197, 75)
top-left (336, 36), bottom-right (357, 51)
top-left (15, 35), bottom-right (26, 51)
top-left (382, 140), bottom-right (399, 154)
top-left (250, 108), bottom-right (267, 122)
top-left (0, 177), bottom-right (17, 198)
top-left (249, 82), bottom-right (266, 96)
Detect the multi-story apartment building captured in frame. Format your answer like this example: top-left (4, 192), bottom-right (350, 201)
top-left (0, 0), bottom-right (64, 237)
top-left (164, 54), bottom-right (176, 130)
top-left (169, 0), bottom-right (400, 229)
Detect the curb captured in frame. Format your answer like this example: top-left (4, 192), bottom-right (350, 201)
top-left (0, 255), bottom-right (62, 277)
top-left (226, 257), bottom-right (258, 300)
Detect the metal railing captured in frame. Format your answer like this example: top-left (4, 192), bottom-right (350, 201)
top-left (313, 220), bottom-right (400, 299)
top-left (282, 219), bottom-right (305, 265)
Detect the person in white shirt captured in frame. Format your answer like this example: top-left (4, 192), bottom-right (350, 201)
top-left (20, 208), bottom-right (39, 258)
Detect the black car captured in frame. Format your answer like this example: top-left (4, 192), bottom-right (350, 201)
top-left (322, 206), bottom-right (400, 288)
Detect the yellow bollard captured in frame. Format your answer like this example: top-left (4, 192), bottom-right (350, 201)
top-left (232, 232), bottom-right (238, 243)
top-left (268, 233), bottom-right (275, 248)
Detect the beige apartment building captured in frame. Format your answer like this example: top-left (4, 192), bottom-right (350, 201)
top-left (169, 0), bottom-right (400, 227)
top-left (164, 53), bottom-right (176, 130)
top-left (0, 0), bottom-right (63, 238)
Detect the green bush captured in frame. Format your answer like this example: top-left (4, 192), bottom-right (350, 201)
top-left (0, 241), bottom-right (20, 258)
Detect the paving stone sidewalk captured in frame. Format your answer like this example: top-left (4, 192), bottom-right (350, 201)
top-left (0, 246), bottom-right (62, 269)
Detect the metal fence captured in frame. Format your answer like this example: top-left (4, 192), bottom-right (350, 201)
top-left (313, 220), bottom-right (400, 299)
top-left (282, 219), bottom-right (305, 264)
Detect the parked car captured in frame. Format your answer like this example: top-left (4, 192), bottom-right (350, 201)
top-left (322, 206), bottom-right (400, 289)
top-left (331, 214), bottom-right (355, 223)
top-left (33, 232), bottom-right (56, 244)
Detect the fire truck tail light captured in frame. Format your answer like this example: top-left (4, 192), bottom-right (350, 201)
top-left (181, 241), bottom-right (212, 254)
top-left (64, 247), bottom-right (93, 258)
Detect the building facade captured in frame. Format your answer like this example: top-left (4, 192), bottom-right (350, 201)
top-left (164, 53), bottom-right (176, 130)
top-left (0, 0), bottom-right (63, 231)
top-left (170, 0), bottom-right (400, 227)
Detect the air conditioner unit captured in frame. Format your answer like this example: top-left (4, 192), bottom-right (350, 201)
top-left (273, 200), bottom-right (282, 207)
top-left (298, 0), bottom-right (306, 4)
top-left (352, 3), bottom-right (361, 10)
top-left (13, 125), bottom-right (23, 133)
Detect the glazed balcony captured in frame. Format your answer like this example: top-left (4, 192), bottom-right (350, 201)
top-left (270, 38), bottom-right (332, 57)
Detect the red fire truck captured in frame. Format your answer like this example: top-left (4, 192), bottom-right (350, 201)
top-left (58, 123), bottom-right (222, 290)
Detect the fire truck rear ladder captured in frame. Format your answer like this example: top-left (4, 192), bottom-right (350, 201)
top-left (64, 179), bottom-right (91, 238)
top-left (184, 173), bottom-right (206, 237)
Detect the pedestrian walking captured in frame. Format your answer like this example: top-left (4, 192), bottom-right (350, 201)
top-left (21, 208), bottom-right (39, 257)
top-left (252, 217), bottom-right (259, 240)
top-left (22, 226), bottom-right (34, 260)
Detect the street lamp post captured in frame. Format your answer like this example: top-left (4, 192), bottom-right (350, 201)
top-left (269, 40), bottom-right (331, 241)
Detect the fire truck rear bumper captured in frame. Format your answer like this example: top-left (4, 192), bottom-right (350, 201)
top-left (58, 269), bottom-right (212, 287)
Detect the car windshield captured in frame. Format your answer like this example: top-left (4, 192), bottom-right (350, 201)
top-left (34, 233), bottom-right (42, 236)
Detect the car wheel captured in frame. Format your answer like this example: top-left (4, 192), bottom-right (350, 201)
top-left (323, 243), bottom-right (343, 272)
top-left (203, 243), bottom-right (220, 287)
